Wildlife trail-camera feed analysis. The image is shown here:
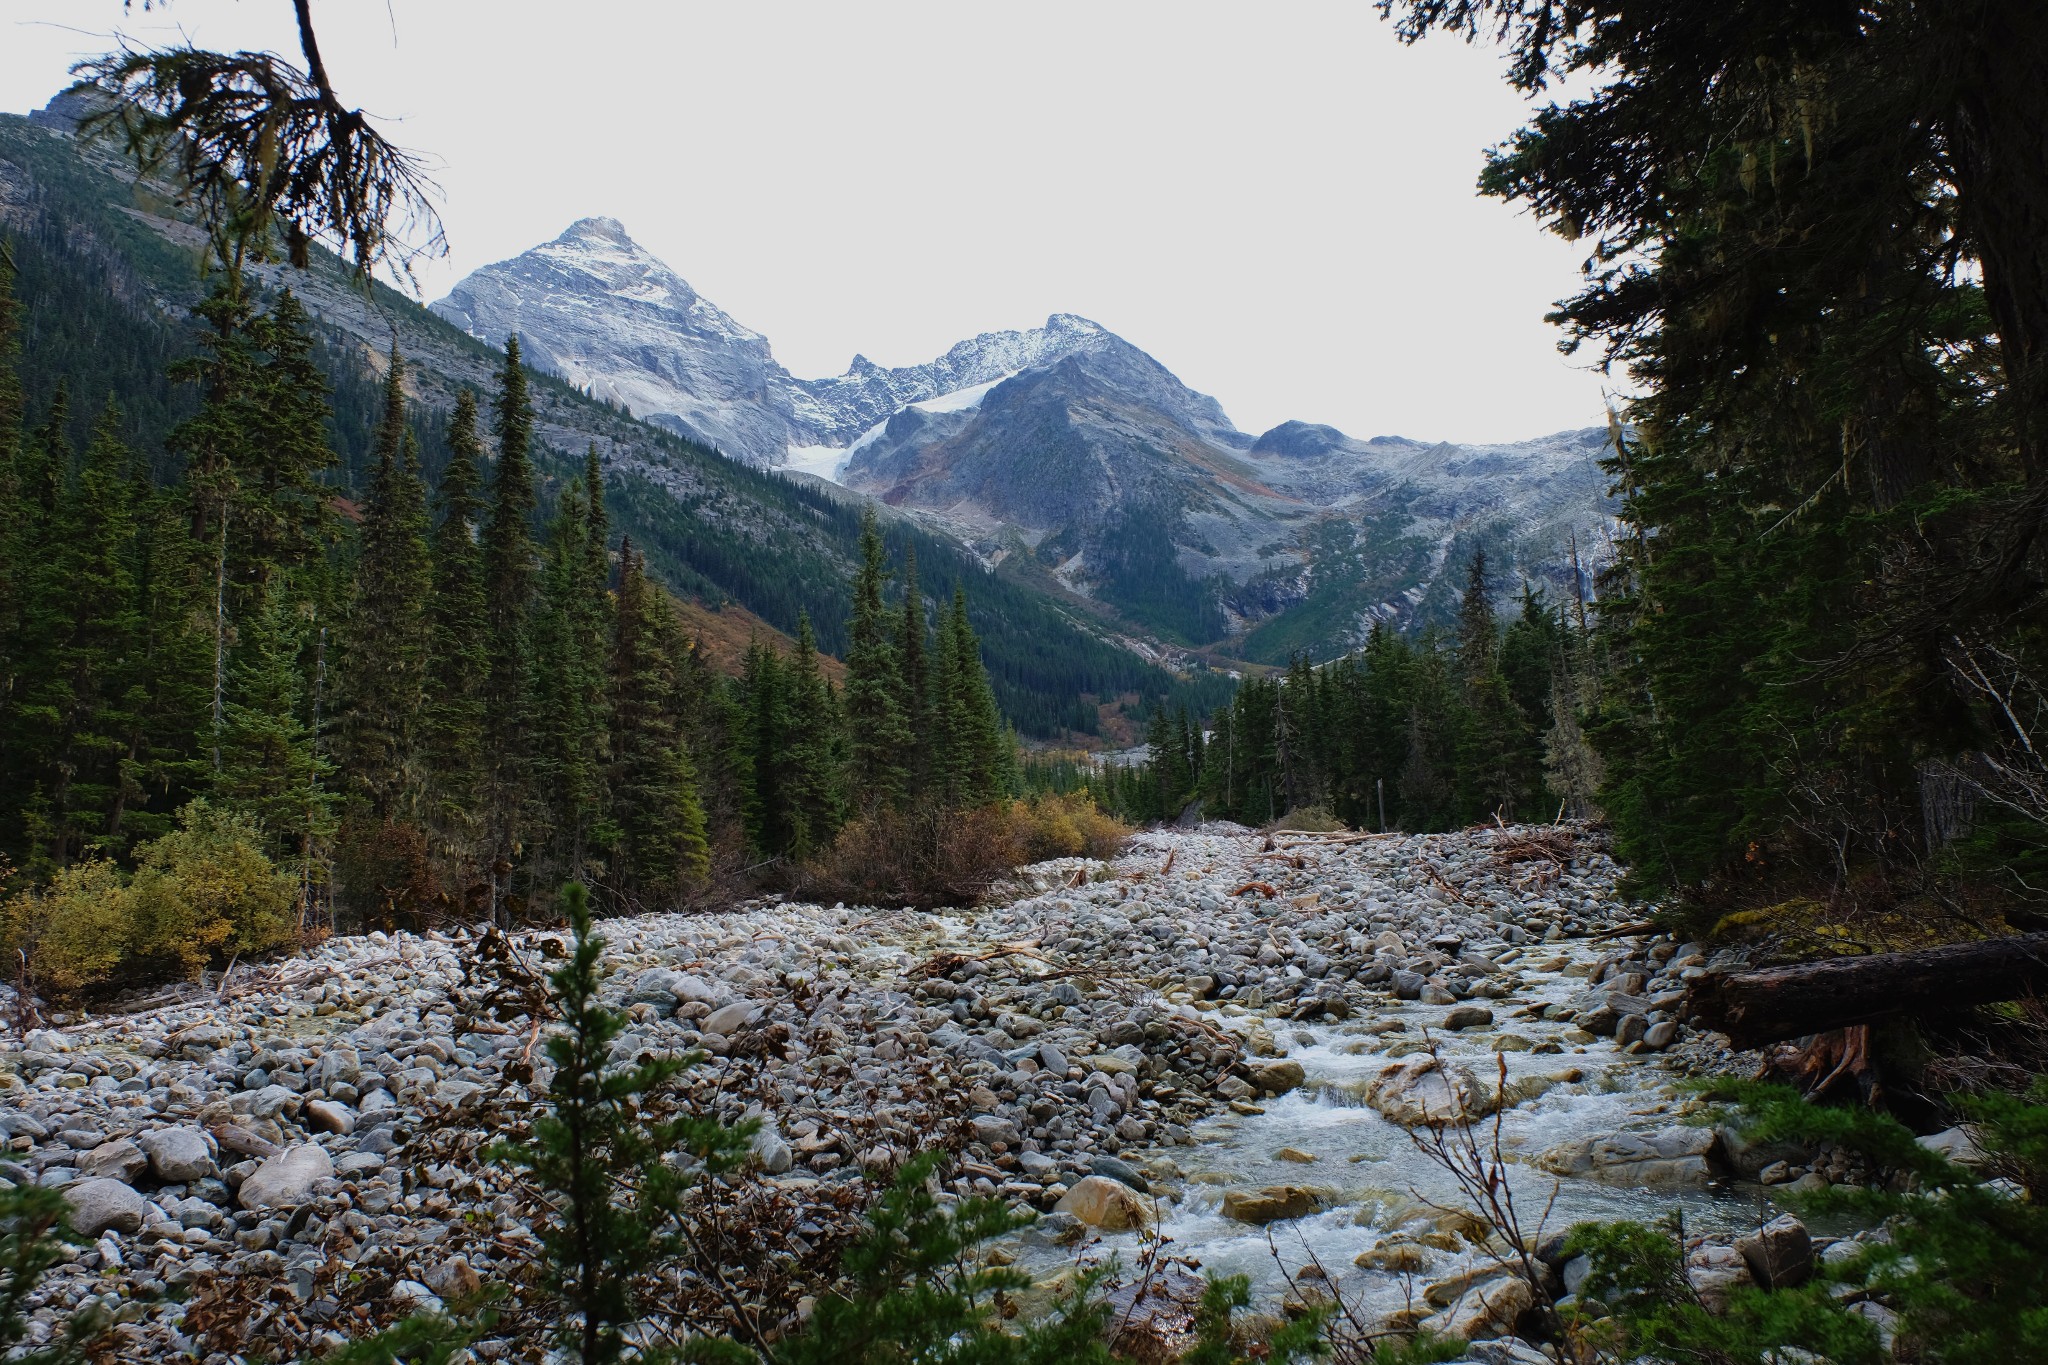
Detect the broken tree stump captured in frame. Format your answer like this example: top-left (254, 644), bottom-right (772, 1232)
top-left (1685, 932), bottom-right (2048, 1048)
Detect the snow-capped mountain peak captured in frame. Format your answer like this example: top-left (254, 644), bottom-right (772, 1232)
top-left (432, 222), bottom-right (1122, 462)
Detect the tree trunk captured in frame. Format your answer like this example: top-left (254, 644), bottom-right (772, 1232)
top-left (1684, 933), bottom-right (2048, 1047)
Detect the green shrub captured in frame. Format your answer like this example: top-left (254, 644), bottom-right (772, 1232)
top-left (1267, 805), bottom-right (1346, 834)
top-left (0, 858), bottom-right (131, 995)
top-left (127, 801), bottom-right (298, 972)
top-left (0, 801), bottom-right (296, 996)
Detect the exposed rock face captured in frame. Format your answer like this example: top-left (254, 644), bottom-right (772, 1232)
top-left (433, 218), bottom-right (796, 465)
top-left (432, 220), bottom-right (1111, 466)
top-left (434, 218), bottom-right (1614, 655)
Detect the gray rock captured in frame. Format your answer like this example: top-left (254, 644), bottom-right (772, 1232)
top-left (1017, 1150), bottom-right (1058, 1177)
top-left (1088, 1155), bottom-right (1150, 1193)
top-left (1538, 1127), bottom-right (1723, 1187)
top-left (969, 1115), bottom-right (1021, 1146)
top-left (1917, 1126), bottom-right (1984, 1168)
top-left (305, 1099), bottom-right (355, 1136)
top-left (79, 1139), bottom-right (147, 1183)
top-left (702, 1002), bottom-right (756, 1037)
top-left (754, 1137), bottom-right (794, 1175)
top-left (631, 967), bottom-right (683, 1005)
top-left (1736, 1214), bottom-right (1812, 1289)
top-left (138, 1127), bottom-right (217, 1184)
top-left (1684, 1243), bottom-right (1752, 1313)
top-left (1441, 1005), bottom-right (1494, 1030)
top-left (1245, 1060), bottom-right (1306, 1095)
top-left (64, 1178), bottom-right (146, 1237)
top-left (1642, 1019), bottom-right (1678, 1049)
top-left (1037, 1043), bottom-right (1069, 1075)
top-left (334, 1152), bottom-right (386, 1178)
top-left (1614, 1013), bottom-right (1649, 1046)
top-left (238, 1143), bottom-right (334, 1210)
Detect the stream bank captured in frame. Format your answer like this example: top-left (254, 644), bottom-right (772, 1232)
top-left (0, 822), bottom-right (1857, 1361)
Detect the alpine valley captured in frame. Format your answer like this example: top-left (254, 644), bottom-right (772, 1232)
top-left (434, 218), bottom-right (1617, 658)
top-left (2, 93), bottom-right (1611, 743)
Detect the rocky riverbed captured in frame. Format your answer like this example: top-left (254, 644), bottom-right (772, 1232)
top-left (0, 823), bottom-right (1890, 1361)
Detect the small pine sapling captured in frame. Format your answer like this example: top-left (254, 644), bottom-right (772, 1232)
top-left (776, 1150), bottom-right (1112, 1365)
top-left (0, 1184), bottom-right (109, 1364)
top-left (1180, 1274), bottom-right (1330, 1365)
top-left (488, 883), bottom-right (754, 1365)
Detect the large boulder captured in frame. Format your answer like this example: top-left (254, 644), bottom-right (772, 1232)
top-left (1735, 1214), bottom-right (1813, 1289)
top-left (1053, 1175), bottom-right (1152, 1231)
top-left (1245, 1060), bottom-right (1305, 1096)
top-left (138, 1127), bottom-right (217, 1183)
top-left (1366, 1056), bottom-right (1495, 1126)
top-left (1685, 1243), bottom-right (1753, 1313)
top-left (1917, 1126), bottom-right (1985, 1168)
top-left (1538, 1127), bottom-right (1724, 1187)
top-left (237, 1142), bottom-right (334, 1210)
top-left (64, 1178), bottom-right (146, 1237)
top-left (1219, 1186), bottom-right (1321, 1224)
top-left (1420, 1274), bottom-right (1532, 1342)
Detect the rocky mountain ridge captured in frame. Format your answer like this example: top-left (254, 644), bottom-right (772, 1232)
top-left (432, 218), bottom-right (1121, 465)
top-left (435, 220), bottom-right (1616, 657)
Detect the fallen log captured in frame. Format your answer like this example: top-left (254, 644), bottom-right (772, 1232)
top-left (1685, 932), bottom-right (2048, 1047)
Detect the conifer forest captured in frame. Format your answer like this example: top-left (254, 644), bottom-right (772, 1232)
top-left (0, 4), bottom-right (2046, 1365)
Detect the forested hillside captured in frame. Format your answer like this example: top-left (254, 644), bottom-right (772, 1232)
top-left (0, 108), bottom-right (1217, 743)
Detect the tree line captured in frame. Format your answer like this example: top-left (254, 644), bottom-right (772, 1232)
top-left (0, 248), bottom-right (1024, 990)
top-left (1103, 550), bottom-right (1593, 833)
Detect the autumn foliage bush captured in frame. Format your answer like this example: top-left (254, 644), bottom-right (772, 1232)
top-left (0, 802), bottom-right (298, 997)
top-left (801, 793), bottom-right (1128, 908)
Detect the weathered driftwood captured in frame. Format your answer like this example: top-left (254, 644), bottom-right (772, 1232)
top-left (1685, 933), bottom-right (2048, 1047)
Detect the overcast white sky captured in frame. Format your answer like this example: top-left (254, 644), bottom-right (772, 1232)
top-left (1, 1), bottom-right (1615, 443)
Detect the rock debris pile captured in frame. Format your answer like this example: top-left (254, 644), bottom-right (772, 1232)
top-left (0, 823), bottom-right (1863, 1360)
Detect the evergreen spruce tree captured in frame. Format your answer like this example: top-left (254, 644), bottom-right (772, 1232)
top-left (421, 390), bottom-right (490, 873)
top-left (337, 352), bottom-right (432, 825)
top-left (480, 339), bottom-right (538, 915)
top-left (1, 388), bottom-right (74, 865)
top-left (1399, 650), bottom-right (1458, 830)
top-left (214, 583), bottom-right (335, 873)
top-left (528, 484), bottom-right (611, 890)
top-left (8, 401), bottom-right (145, 869)
top-left (606, 542), bottom-right (708, 902)
top-left (842, 508), bottom-right (911, 805)
top-left (782, 613), bottom-right (845, 855)
top-left (0, 246), bottom-right (26, 815)
top-left (896, 544), bottom-right (929, 799)
top-left (736, 637), bottom-right (792, 859)
top-left (1451, 552), bottom-right (1538, 822)
top-left (933, 586), bottom-right (1012, 808)
top-left (1148, 706), bottom-right (1189, 822)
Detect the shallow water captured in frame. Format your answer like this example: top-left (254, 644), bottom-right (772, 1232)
top-left (1012, 928), bottom-right (1787, 1311)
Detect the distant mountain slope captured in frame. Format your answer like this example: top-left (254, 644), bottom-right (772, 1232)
top-left (431, 219), bottom-right (1118, 464)
top-left (0, 107), bottom-right (1218, 738)
top-left (432, 219), bottom-right (1617, 659)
